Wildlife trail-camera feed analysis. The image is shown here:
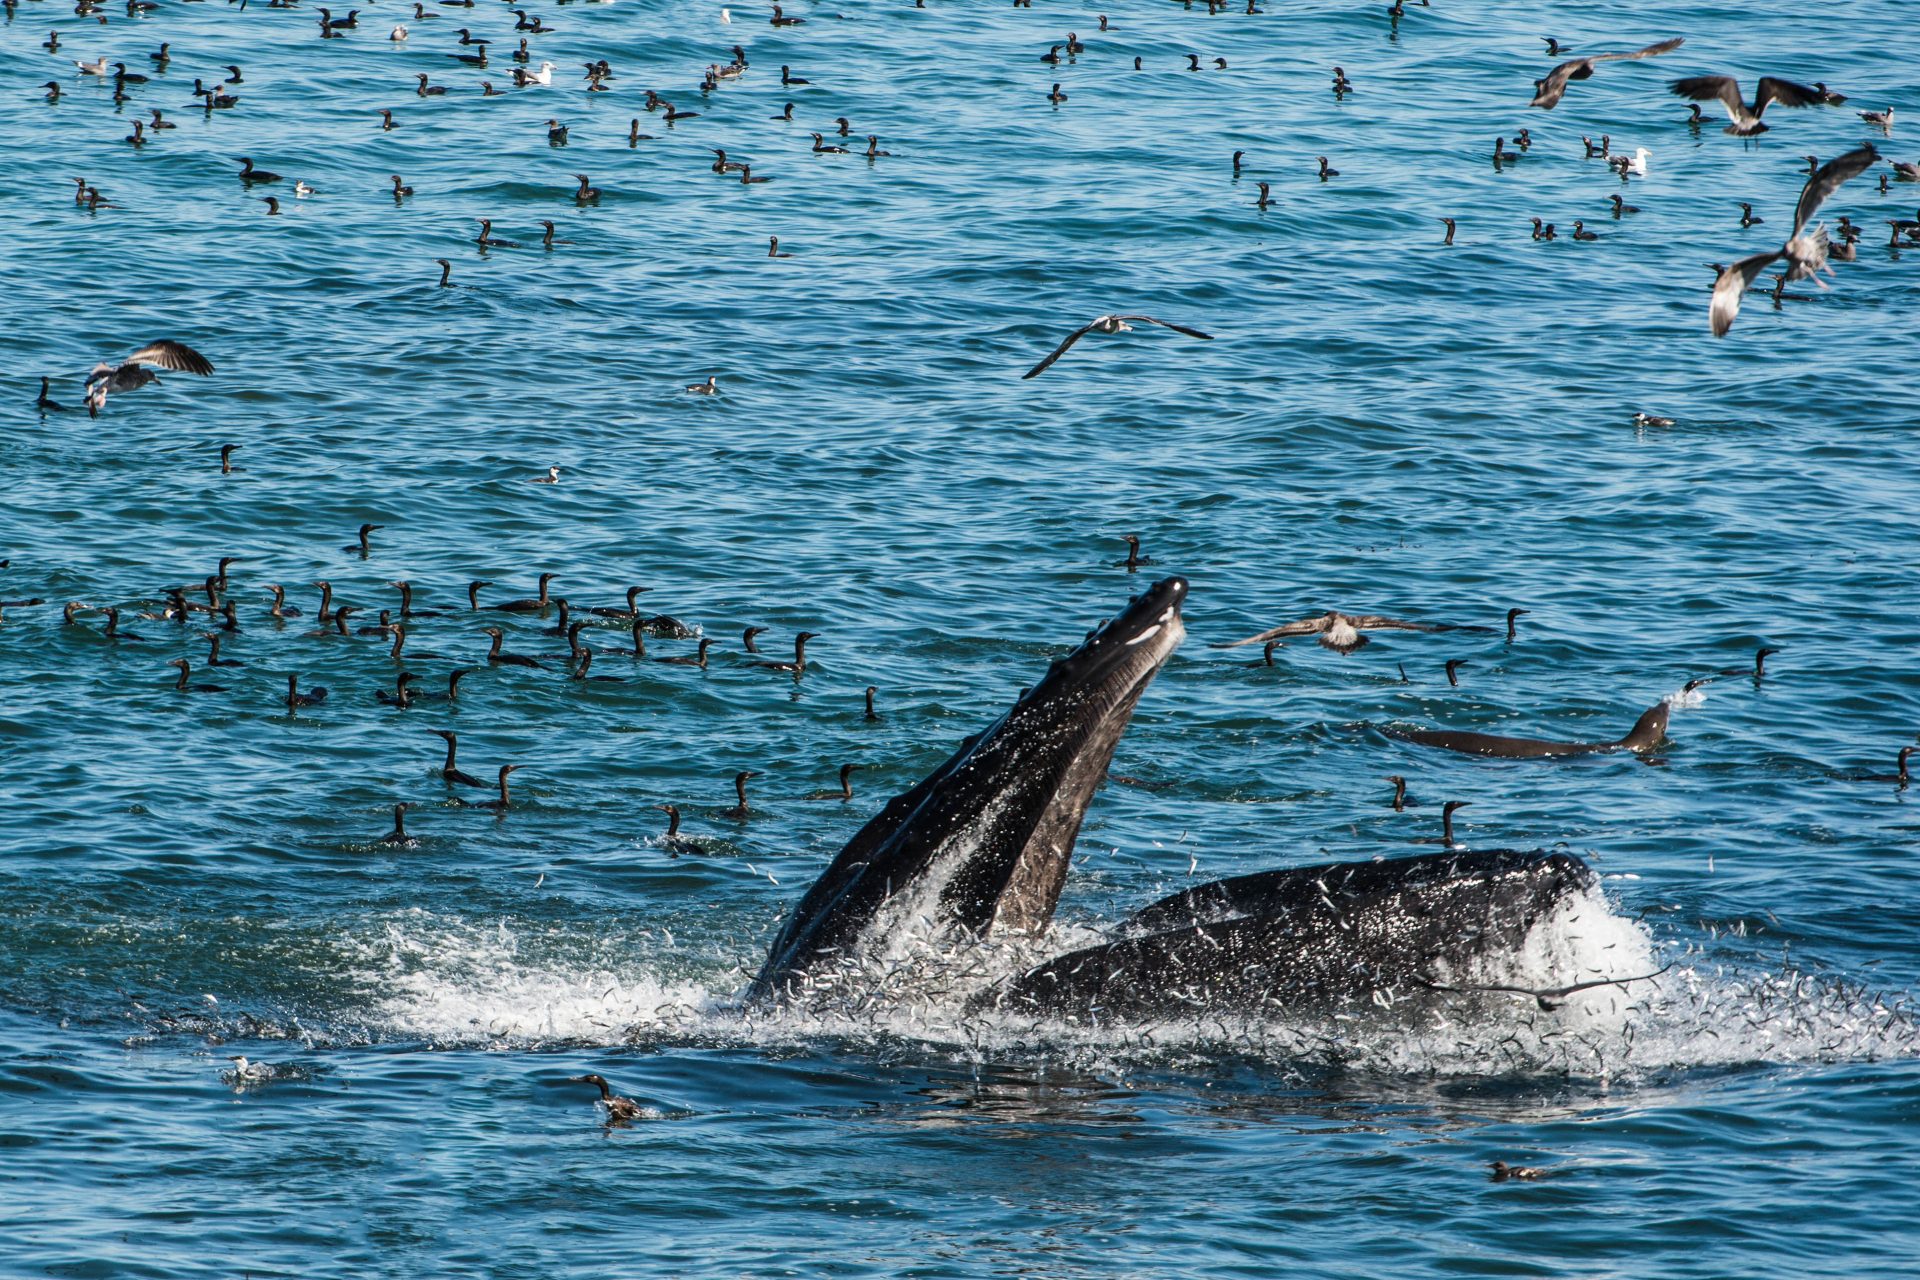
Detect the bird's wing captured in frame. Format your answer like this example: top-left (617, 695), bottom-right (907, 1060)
top-left (1529, 58), bottom-right (1591, 109)
top-left (1345, 614), bottom-right (1452, 632)
top-left (1710, 251), bottom-right (1783, 337)
top-left (1590, 36), bottom-right (1684, 64)
top-left (1207, 617), bottom-right (1330, 648)
top-left (1752, 75), bottom-right (1823, 119)
top-left (1116, 316), bottom-right (1215, 341)
top-left (123, 340), bottom-right (214, 375)
top-left (1021, 321), bottom-right (1099, 379)
top-left (1669, 75), bottom-right (1745, 122)
top-left (1792, 143), bottom-right (1878, 237)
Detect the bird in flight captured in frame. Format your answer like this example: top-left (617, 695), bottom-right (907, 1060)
top-left (1530, 37), bottom-right (1683, 110)
top-left (1021, 314), bottom-right (1213, 379)
top-left (83, 340), bottom-right (215, 417)
top-left (1709, 144), bottom-right (1878, 337)
top-left (1667, 73), bottom-right (1821, 135)
top-left (1212, 610), bottom-right (1492, 655)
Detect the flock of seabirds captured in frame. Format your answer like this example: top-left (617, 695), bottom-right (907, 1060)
top-left (15, 2), bottom-right (1918, 1133)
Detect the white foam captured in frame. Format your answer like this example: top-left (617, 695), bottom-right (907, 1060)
top-left (331, 895), bottom-right (1918, 1080)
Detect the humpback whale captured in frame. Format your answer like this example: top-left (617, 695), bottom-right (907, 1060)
top-left (751, 577), bottom-right (1190, 1002)
top-left (998, 848), bottom-right (1594, 1018)
top-left (752, 577), bottom-right (1611, 1017)
top-left (1384, 703), bottom-right (1670, 759)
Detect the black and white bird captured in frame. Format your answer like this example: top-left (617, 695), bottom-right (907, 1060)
top-left (1021, 315), bottom-right (1214, 379)
top-left (1530, 37), bottom-right (1683, 110)
top-left (1709, 144), bottom-right (1878, 337)
top-left (1668, 74), bottom-right (1821, 136)
top-left (84, 340), bottom-right (215, 417)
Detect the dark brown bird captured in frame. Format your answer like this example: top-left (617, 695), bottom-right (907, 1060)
top-left (1531, 38), bottom-right (1683, 110)
top-left (431, 730), bottom-right (486, 788)
top-left (569, 1073), bottom-right (649, 1124)
top-left (1669, 73), bottom-right (1821, 135)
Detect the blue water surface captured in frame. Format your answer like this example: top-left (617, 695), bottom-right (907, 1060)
top-left (3, 0), bottom-right (1919, 1275)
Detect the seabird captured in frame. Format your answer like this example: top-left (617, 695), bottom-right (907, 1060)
top-left (1632, 412), bottom-right (1676, 427)
top-left (1490, 1162), bottom-right (1548, 1182)
top-left (1854, 745), bottom-right (1916, 786)
top-left (1021, 315), bottom-right (1214, 379)
top-left (475, 219), bottom-right (519, 248)
top-left (1860, 107), bottom-right (1895, 129)
top-left (1213, 610), bottom-right (1491, 655)
top-left (286, 675), bottom-right (329, 710)
top-left (718, 770), bottom-right (759, 819)
top-left (1708, 144), bottom-right (1878, 337)
top-left (687, 375), bottom-right (719, 394)
top-left (84, 340), bottom-right (214, 418)
top-left (1668, 73), bottom-right (1820, 136)
top-left (1531, 37), bottom-right (1683, 110)
top-left (569, 1074), bottom-right (651, 1125)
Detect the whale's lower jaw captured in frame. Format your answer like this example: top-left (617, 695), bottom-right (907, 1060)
top-left (749, 578), bottom-right (1190, 1005)
top-left (988, 849), bottom-right (1597, 1020)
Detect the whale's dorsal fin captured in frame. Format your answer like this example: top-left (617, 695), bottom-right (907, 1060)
top-left (1618, 701), bottom-right (1671, 752)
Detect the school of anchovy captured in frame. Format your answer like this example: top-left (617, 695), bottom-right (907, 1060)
top-left (16, 0), bottom-right (1918, 1117)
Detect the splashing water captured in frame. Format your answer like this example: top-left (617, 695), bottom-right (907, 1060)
top-left (320, 891), bottom-right (1917, 1083)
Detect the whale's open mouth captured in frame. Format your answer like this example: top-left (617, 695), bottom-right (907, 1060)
top-left (749, 577), bottom-right (1188, 1003)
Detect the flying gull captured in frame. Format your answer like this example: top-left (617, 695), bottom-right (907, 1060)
top-left (84, 340), bottom-right (214, 418)
top-left (1668, 73), bottom-right (1821, 135)
top-left (1708, 144), bottom-right (1877, 337)
top-left (1212, 610), bottom-right (1493, 655)
top-left (1531, 37), bottom-right (1683, 110)
top-left (1021, 315), bottom-right (1213, 379)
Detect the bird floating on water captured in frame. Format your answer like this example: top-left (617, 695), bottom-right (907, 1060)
top-left (570, 1073), bottom-right (653, 1125)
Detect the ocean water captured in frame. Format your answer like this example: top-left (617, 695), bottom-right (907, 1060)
top-left (4, 0), bottom-right (1920, 1274)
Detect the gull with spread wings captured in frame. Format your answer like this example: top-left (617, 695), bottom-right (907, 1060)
top-left (1709, 144), bottom-right (1878, 337)
top-left (83, 340), bottom-right (215, 418)
top-left (1212, 609), bottom-right (1493, 656)
top-left (1530, 37), bottom-right (1683, 110)
top-left (1021, 314), bottom-right (1213, 379)
top-left (1668, 73), bottom-right (1821, 135)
